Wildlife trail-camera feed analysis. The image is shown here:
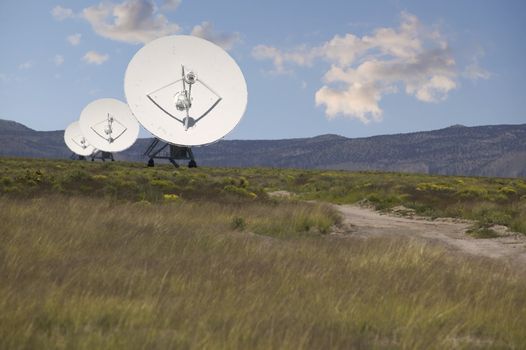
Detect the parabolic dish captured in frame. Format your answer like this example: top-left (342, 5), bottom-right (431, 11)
top-left (79, 98), bottom-right (139, 152)
top-left (64, 121), bottom-right (96, 156)
top-left (124, 35), bottom-right (248, 146)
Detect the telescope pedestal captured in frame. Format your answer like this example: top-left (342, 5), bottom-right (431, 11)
top-left (70, 153), bottom-right (87, 161)
top-left (144, 138), bottom-right (196, 168)
top-left (90, 151), bottom-right (114, 162)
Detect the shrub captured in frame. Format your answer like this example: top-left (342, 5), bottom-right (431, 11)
top-left (223, 185), bottom-right (258, 199)
top-left (150, 179), bottom-right (176, 191)
top-left (238, 176), bottom-right (249, 188)
top-left (498, 186), bottom-right (517, 195)
top-left (231, 216), bottom-right (246, 230)
top-left (63, 169), bottom-right (91, 183)
top-left (416, 182), bottom-right (455, 193)
top-left (0, 176), bottom-right (13, 186)
top-left (366, 193), bottom-right (402, 210)
top-left (456, 186), bottom-right (488, 199)
top-left (163, 193), bottom-right (181, 202)
top-left (92, 175), bottom-right (108, 181)
top-left (221, 177), bottom-right (237, 186)
top-left (134, 199), bottom-right (152, 207)
top-left (466, 224), bottom-right (499, 239)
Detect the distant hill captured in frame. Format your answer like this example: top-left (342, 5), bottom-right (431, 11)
top-left (0, 119), bottom-right (525, 177)
top-left (0, 119), bottom-right (34, 133)
top-left (0, 120), bottom-right (70, 159)
top-left (193, 124), bottom-right (526, 177)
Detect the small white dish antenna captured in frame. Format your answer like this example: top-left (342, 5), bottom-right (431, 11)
top-left (64, 121), bottom-right (96, 156)
top-left (79, 98), bottom-right (139, 152)
top-left (124, 35), bottom-right (248, 147)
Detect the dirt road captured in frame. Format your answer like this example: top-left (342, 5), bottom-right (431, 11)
top-left (335, 204), bottom-right (526, 264)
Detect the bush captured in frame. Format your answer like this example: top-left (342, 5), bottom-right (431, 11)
top-left (231, 216), bottom-right (246, 230)
top-left (163, 193), bottom-right (181, 202)
top-left (0, 176), bottom-right (13, 186)
top-left (92, 175), bottom-right (108, 181)
top-left (466, 224), bottom-right (499, 239)
top-left (223, 185), bottom-right (258, 199)
top-left (456, 186), bottom-right (488, 199)
top-left (499, 186), bottom-right (517, 195)
top-left (63, 169), bottom-right (91, 183)
top-left (416, 182), bottom-right (455, 193)
top-left (150, 179), bottom-right (175, 190)
top-left (238, 176), bottom-right (249, 188)
top-left (366, 193), bottom-right (402, 210)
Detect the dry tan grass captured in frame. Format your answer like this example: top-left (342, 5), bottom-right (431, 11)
top-left (1, 196), bottom-right (525, 349)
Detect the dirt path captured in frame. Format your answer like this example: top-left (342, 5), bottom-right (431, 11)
top-left (335, 204), bottom-right (526, 264)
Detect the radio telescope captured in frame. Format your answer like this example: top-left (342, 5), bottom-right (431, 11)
top-left (79, 98), bottom-right (140, 161)
top-left (64, 121), bottom-right (96, 159)
top-left (124, 35), bottom-right (247, 167)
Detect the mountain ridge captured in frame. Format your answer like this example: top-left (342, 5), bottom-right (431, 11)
top-left (0, 118), bottom-right (525, 178)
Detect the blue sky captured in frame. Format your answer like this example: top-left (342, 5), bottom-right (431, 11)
top-left (0, 0), bottom-right (525, 140)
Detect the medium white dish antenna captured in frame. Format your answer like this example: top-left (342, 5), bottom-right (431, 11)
top-left (79, 98), bottom-right (139, 152)
top-left (124, 35), bottom-right (248, 146)
top-left (64, 121), bottom-right (96, 156)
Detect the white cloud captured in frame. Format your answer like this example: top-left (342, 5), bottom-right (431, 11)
top-left (67, 33), bottom-right (82, 46)
top-left (82, 0), bottom-right (180, 44)
top-left (252, 12), bottom-right (469, 123)
top-left (315, 84), bottom-right (383, 124)
top-left (252, 46), bottom-right (284, 72)
top-left (51, 5), bottom-right (75, 20)
top-left (82, 51), bottom-right (109, 65)
top-left (464, 63), bottom-right (490, 80)
top-left (463, 49), bottom-right (491, 80)
top-left (18, 61), bottom-right (34, 70)
top-left (55, 1), bottom-right (239, 50)
top-left (53, 55), bottom-right (65, 66)
top-left (321, 34), bottom-right (370, 67)
top-left (252, 44), bottom-right (319, 74)
top-left (161, 0), bottom-right (181, 11)
top-left (190, 21), bottom-right (241, 51)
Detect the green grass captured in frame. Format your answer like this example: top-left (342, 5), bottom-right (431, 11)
top-left (0, 157), bottom-right (525, 234)
top-left (1, 157), bottom-right (526, 348)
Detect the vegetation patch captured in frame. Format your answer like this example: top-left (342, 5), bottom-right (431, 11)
top-left (231, 216), bottom-right (246, 231)
top-left (0, 158), bottom-right (525, 347)
top-left (0, 158), bottom-right (525, 235)
top-left (466, 224), bottom-right (500, 239)
top-left (0, 196), bottom-right (524, 348)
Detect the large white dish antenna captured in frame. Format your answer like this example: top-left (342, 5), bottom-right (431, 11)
top-left (64, 121), bottom-right (96, 156)
top-left (124, 35), bottom-right (247, 146)
top-left (79, 98), bottom-right (139, 152)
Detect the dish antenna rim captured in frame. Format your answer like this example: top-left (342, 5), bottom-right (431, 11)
top-left (64, 121), bottom-right (97, 156)
top-left (124, 34), bottom-right (248, 147)
top-left (78, 98), bottom-right (140, 153)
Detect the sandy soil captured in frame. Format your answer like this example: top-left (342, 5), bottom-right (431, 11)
top-left (334, 204), bottom-right (526, 265)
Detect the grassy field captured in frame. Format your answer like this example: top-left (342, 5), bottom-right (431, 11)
top-left (1, 157), bottom-right (526, 348)
top-left (0, 157), bottom-right (525, 234)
